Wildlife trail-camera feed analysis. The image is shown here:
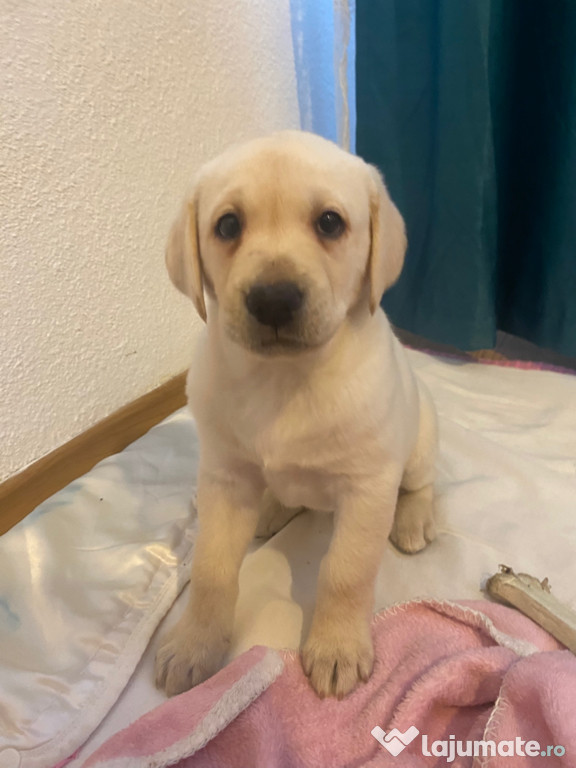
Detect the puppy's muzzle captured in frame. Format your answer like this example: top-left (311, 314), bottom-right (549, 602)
top-left (245, 281), bottom-right (304, 328)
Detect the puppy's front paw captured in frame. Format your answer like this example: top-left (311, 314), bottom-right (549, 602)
top-left (302, 623), bottom-right (374, 699)
top-left (155, 616), bottom-right (229, 697)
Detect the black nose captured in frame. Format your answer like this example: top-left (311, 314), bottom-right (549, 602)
top-left (245, 281), bottom-right (304, 328)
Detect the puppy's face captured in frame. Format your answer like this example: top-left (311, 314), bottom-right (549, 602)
top-left (166, 132), bottom-right (406, 356)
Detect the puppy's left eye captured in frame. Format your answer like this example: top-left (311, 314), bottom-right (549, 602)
top-left (316, 210), bottom-right (345, 238)
top-left (215, 213), bottom-right (242, 240)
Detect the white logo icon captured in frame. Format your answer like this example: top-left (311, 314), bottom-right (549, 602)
top-left (371, 725), bottom-right (420, 756)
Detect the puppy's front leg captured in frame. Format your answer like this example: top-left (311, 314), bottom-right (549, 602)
top-left (302, 472), bottom-right (401, 699)
top-left (155, 465), bottom-right (263, 696)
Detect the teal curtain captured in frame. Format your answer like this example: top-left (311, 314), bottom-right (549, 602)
top-left (356, 0), bottom-right (576, 356)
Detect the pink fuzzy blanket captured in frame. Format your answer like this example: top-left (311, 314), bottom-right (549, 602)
top-left (78, 600), bottom-right (575, 767)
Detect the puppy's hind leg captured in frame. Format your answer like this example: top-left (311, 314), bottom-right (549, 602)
top-left (255, 489), bottom-right (303, 539)
top-left (390, 386), bottom-right (437, 554)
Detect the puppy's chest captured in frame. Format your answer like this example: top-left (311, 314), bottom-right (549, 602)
top-left (233, 389), bottom-right (339, 468)
top-left (226, 379), bottom-right (387, 509)
top-left (248, 407), bottom-right (345, 511)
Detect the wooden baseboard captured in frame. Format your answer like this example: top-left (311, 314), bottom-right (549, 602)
top-left (0, 372), bottom-right (187, 536)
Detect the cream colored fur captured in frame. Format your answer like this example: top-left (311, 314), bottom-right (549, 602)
top-left (156, 131), bottom-right (437, 699)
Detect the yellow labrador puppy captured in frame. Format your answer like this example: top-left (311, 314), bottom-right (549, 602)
top-left (155, 131), bottom-right (437, 699)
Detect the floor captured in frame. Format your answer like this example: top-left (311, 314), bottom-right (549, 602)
top-left (395, 328), bottom-right (576, 371)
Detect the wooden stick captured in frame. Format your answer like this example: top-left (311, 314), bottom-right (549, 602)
top-left (485, 565), bottom-right (576, 655)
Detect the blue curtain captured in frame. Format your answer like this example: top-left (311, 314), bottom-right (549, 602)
top-left (290, 0), bottom-right (356, 150)
top-left (356, 0), bottom-right (576, 356)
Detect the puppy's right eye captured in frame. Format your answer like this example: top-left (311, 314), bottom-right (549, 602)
top-left (215, 213), bottom-right (241, 240)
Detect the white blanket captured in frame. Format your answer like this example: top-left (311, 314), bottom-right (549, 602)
top-left (1, 350), bottom-right (575, 768)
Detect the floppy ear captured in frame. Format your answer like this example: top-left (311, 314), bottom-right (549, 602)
top-left (367, 165), bottom-right (407, 314)
top-left (165, 195), bottom-right (207, 322)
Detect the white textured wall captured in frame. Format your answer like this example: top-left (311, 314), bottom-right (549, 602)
top-left (0, 0), bottom-right (300, 482)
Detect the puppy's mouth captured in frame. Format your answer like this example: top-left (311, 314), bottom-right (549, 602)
top-left (253, 330), bottom-right (312, 355)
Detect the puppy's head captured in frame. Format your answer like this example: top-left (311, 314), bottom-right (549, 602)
top-left (166, 131), bottom-right (406, 355)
